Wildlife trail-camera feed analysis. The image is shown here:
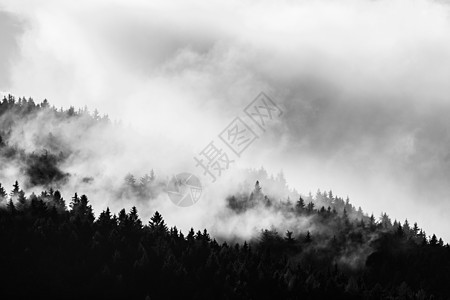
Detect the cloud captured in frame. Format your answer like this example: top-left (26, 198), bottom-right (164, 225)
top-left (0, 9), bottom-right (25, 89)
top-left (2, 0), bottom-right (450, 240)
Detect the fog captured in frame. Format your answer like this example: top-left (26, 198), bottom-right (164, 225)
top-left (1, 0), bottom-right (450, 241)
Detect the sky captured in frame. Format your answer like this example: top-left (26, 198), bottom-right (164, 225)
top-left (1, 0), bottom-right (450, 241)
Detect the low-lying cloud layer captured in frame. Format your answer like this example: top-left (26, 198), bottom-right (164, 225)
top-left (1, 0), bottom-right (450, 240)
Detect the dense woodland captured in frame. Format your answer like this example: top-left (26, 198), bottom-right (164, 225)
top-left (1, 96), bottom-right (450, 299)
top-left (0, 94), bottom-right (109, 188)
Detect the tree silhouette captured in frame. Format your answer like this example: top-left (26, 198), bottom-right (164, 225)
top-left (296, 197), bottom-right (305, 213)
top-left (0, 183), bottom-right (7, 201)
top-left (284, 231), bottom-right (295, 244)
top-left (1, 91), bottom-right (450, 300)
top-left (149, 211), bottom-right (167, 235)
top-left (0, 181), bottom-right (448, 299)
top-left (10, 180), bottom-right (19, 199)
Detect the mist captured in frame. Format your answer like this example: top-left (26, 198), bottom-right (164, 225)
top-left (1, 0), bottom-right (450, 242)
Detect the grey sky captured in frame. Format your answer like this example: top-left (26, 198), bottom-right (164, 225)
top-left (1, 0), bottom-right (450, 241)
top-left (0, 9), bottom-right (23, 88)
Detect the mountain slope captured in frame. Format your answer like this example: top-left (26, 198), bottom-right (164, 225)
top-left (0, 95), bottom-right (449, 299)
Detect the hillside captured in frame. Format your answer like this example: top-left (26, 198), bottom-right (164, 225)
top-left (0, 96), bottom-right (449, 299)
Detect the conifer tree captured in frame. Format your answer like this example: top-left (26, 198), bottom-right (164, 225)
top-left (0, 183), bottom-right (7, 200)
top-left (285, 231), bottom-right (295, 244)
top-left (413, 222), bottom-right (419, 235)
top-left (430, 234), bottom-right (438, 246)
top-left (10, 181), bottom-right (20, 199)
top-left (53, 190), bottom-right (66, 210)
top-left (296, 197), bottom-right (305, 212)
top-left (6, 199), bottom-right (16, 213)
top-left (149, 211), bottom-right (167, 234)
top-left (129, 206), bottom-right (142, 229)
top-left (17, 190), bottom-right (27, 209)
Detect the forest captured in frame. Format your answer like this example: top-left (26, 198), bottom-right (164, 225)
top-left (1, 95), bottom-right (450, 299)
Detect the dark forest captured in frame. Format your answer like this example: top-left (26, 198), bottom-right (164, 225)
top-left (1, 96), bottom-right (450, 300)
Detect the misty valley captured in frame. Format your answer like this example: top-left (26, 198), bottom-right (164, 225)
top-left (1, 96), bottom-right (450, 299)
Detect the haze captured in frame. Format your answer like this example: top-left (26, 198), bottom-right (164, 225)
top-left (1, 0), bottom-right (450, 241)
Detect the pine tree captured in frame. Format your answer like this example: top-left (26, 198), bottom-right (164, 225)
top-left (296, 197), bottom-right (305, 212)
top-left (17, 190), bottom-right (27, 209)
top-left (429, 234), bottom-right (438, 246)
top-left (6, 199), bottom-right (16, 213)
top-left (254, 180), bottom-right (262, 195)
top-left (285, 196), bottom-right (292, 207)
top-left (187, 228), bottom-right (195, 242)
top-left (71, 194), bottom-right (94, 222)
top-left (70, 193), bottom-right (80, 209)
top-left (285, 231), bottom-right (295, 244)
top-left (421, 235), bottom-right (428, 246)
top-left (117, 208), bottom-right (127, 225)
top-left (402, 219), bottom-right (410, 235)
top-left (413, 222), bottom-right (419, 235)
top-left (41, 99), bottom-right (49, 108)
top-left (343, 208), bottom-right (348, 219)
top-left (139, 174), bottom-right (152, 186)
top-left (0, 183), bottom-right (7, 201)
top-left (129, 206), bottom-right (142, 229)
top-left (10, 181), bottom-right (20, 198)
top-left (124, 173), bottom-right (136, 187)
top-left (306, 191), bottom-right (314, 203)
top-left (315, 189), bottom-right (322, 202)
top-left (342, 208), bottom-right (350, 227)
top-left (393, 220), bottom-right (399, 228)
top-left (369, 214), bottom-right (376, 228)
top-left (149, 211), bottom-right (167, 234)
top-left (396, 224), bottom-right (404, 237)
top-left (97, 207), bottom-right (115, 233)
top-left (359, 219), bottom-right (365, 228)
top-left (53, 190), bottom-right (66, 210)
top-left (170, 226), bottom-right (179, 238)
top-left (380, 213), bottom-right (392, 229)
top-left (139, 173), bottom-right (155, 198)
top-left (250, 181), bottom-right (263, 202)
top-left (357, 206), bottom-right (364, 218)
top-left (202, 229), bottom-right (210, 242)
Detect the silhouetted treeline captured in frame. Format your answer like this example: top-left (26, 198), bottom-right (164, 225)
top-left (1, 97), bottom-right (450, 299)
top-left (118, 171), bottom-right (165, 201)
top-left (0, 94), bottom-right (110, 122)
top-left (0, 95), bottom-right (110, 188)
top-left (1, 180), bottom-right (450, 299)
